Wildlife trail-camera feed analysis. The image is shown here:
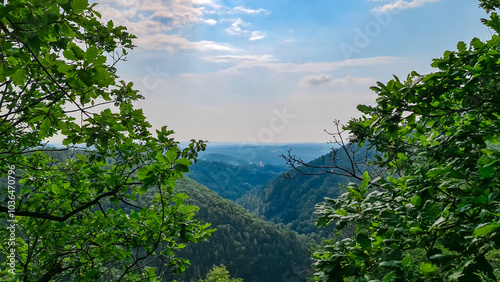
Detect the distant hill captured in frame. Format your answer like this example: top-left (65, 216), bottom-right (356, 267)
top-left (198, 153), bottom-right (248, 165)
top-left (196, 143), bottom-right (335, 166)
top-left (187, 160), bottom-right (287, 201)
top-left (238, 145), bottom-right (373, 235)
top-left (170, 177), bottom-right (313, 282)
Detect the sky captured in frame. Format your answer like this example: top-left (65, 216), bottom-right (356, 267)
top-left (93, 0), bottom-right (491, 143)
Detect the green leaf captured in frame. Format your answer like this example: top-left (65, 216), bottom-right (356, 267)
top-left (479, 166), bottom-right (495, 178)
top-left (457, 41), bottom-right (467, 52)
top-left (360, 171), bottom-right (370, 192)
top-left (397, 153), bottom-right (408, 160)
top-left (156, 154), bottom-right (169, 164)
top-left (347, 187), bottom-right (362, 201)
top-left (411, 195), bottom-right (422, 207)
top-left (63, 49), bottom-right (78, 61)
top-left (473, 223), bottom-right (500, 237)
top-left (166, 150), bottom-right (177, 163)
top-left (431, 217), bottom-right (446, 228)
top-left (476, 195), bottom-right (488, 204)
top-left (57, 62), bottom-right (74, 73)
top-left (72, 0), bottom-right (88, 11)
top-left (136, 167), bottom-right (150, 180)
top-left (420, 262), bottom-right (437, 275)
top-left (86, 46), bottom-right (99, 63)
top-left (70, 44), bottom-right (85, 60)
top-left (356, 233), bottom-right (371, 250)
top-left (402, 257), bottom-right (411, 268)
top-left (357, 104), bottom-right (372, 113)
top-left (39, 119), bottom-right (52, 138)
top-left (175, 158), bottom-right (192, 166)
top-left (11, 68), bottom-right (27, 86)
top-left (382, 272), bottom-right (396, 281)
top-left (174, 164), bottom-right (190, 173)
top-left (427, 168), bottom-right (442, 177)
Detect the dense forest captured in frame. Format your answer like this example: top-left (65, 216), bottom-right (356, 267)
top-left (171, 177), bottom-right (312, 282)
top-left (238, 145), bottom-right (374, 235)
top-left (1, 0), bottom-right (500, 281)
top-left (187, 160), bottom-right (286, 201)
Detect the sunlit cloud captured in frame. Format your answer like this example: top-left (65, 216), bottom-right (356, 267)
top-left (372, 0), bottom-right (441, 13)
top-left (225, 18), bottom-right (250, 36)
top-left (230, 6), bottom-right (269, 15)
top-left (249, 31), bottom-right (266, 41)
top-left (202, 55), bottom-right (277, 63)
top-left (94, 0), bottom-right (227, 51)
top-left (215, 56), bottom-right (406, 75)
top-left (135, 34), bottom-right (235, 52)
top-left (200, 18), bottom-right (217, 25)
top-left (300, 75), bottom-right (376, 87)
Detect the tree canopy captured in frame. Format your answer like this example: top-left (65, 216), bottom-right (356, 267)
top-left (311, 0), bottom-right (500, 281)
top-left (197, 264), bottom-right (243, 282)
top-left (0, 0), bottom-right (211, 280)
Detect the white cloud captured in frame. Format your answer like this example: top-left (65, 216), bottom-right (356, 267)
top-left (202, 55), bottom-right (277, 63)
top-left (215, 56), bottom-right (406, 75)
top-left (249, 31), bottom-right (266, 41)
top-left (224, 19), bottom-right (266, 41)
top-left (225, 18), bottom-right (250, 36)
top-left (135, 34), bottom-right (235, 52)
top-left (300, 75), bottom-right (376, 87)
top-left (300, 75), bottom-right (334, 86)
top-left (200, 18), bottom-right (217, 25)
top-left (372, 0), bottom-right (441, 13)
top-left (97, 0), bottom-right (215, 28)
top-left (230, 6), bottom-right (268, 15)
top-left (94, 0), bottom-right (229, 52)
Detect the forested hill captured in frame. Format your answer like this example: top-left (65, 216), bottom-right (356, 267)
top-left (187, 160), bottom-right (287, 201)
top-left (238, 145), bottom-right (372, 235)
top-left (171, 177), bottom-right (313, 282)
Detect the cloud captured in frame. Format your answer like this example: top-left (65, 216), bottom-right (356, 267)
top-left (225, 18), bottom-right (250, 36)
top-left (135, 34), bottom-right (235, 52)
top-left (97, 0), bottom-right (216, 29)
top-left (224, 19), bottom-right (266, 41)
top-left (372, 0), bottom-right (441, 13)
top-left (300, 75), bottom-right (376, 87)
top-left (202, 55), bottom-right (277, 63)
top-left (230, 6), bottom-right (268, 15)
top-left (300, 75), bottom-right (334, 86)
top-left (249, 31), bottom-right (266, 41)
top-left (200, 18), bottom-right (217, 25)
top-left (215, 56), bottom-right (406, 75)
top-left (94, 0), bottom-right (229, 51)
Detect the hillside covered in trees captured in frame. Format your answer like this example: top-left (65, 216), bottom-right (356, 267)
top-left (171, 177), bottom-right (312, 282)
top-left (187, 160), bottom-right (286, 201)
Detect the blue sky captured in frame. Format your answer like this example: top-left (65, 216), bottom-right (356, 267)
top-left (95, 0), bottom-right (490, 143)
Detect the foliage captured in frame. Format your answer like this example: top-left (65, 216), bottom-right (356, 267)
top-left (312, 1), bottom-right (500, 281)
top-left (0, 0), bottom-right (211, 280)
top-left (197, 264), bottom-right (243, 282)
